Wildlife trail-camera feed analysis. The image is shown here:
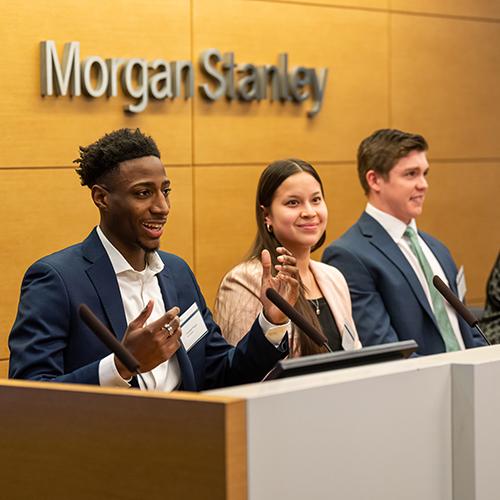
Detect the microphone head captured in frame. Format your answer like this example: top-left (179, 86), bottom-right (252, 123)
top-left (432, 275), bottom-right (477, 327)
top-left (266, 288), bottom-right (280, 302)
top-left (432, 275), bottom-right (446, 290)
top-left (265, 288), bottom-right (328, 347)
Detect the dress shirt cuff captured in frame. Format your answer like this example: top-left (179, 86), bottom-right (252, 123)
top-left (98, 354), bottom-right (133, 388)
top-left (258, 311), bottom-right (290, 346)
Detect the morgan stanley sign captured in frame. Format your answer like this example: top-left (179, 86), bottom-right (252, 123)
top-left (40, 41), bottom-right (328, 117)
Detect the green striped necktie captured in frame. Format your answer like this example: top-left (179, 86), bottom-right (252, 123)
top-left (404, 226), bottom-right (460, 352)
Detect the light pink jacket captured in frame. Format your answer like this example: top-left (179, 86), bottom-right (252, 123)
top-left (214, 259), bottom-right (361, 354)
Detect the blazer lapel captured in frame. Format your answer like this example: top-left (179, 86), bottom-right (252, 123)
top-left (359, 213), bottom-right (439, 329)
top-left (82, 230), bottom-right (128, 340)
top-left (156, 262), bottom-right (197, 391)
top-left (310, 261), bottom-right (345, 334)
top-left (156, 265), bottom-right (178, 311)
top-left (81, 230), bottom-right (198, 389)
top-left (176, 347), bottom-right (197, 391)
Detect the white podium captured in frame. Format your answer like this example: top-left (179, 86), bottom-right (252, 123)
top-left (1, 345), bottom-right (499, 499)
top-left (208, 345), bottom-right (500, 500)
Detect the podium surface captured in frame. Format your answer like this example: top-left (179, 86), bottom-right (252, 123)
top-left (208, 345), bottom-right (500, 500)
top-left (2, 345), bottom-right (500, 499)
top-left (0, 380), bottom-right (246, 499)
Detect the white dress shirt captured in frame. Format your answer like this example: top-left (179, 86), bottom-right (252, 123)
top-left (96, 226), bottom-right (290, 391)
top-left (97, 226), bottom-right (181, 391)
top-left (366, 203), bottom-right (465, 350)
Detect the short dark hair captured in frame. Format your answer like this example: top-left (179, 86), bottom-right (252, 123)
top-left (357, 128), bottom-right (428, 194)
top-left (74, 128), bottom-right (161, 187)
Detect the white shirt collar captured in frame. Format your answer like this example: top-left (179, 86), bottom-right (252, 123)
top-left (365, 203), bottom-right (418, 243)
top-left (96, 226), bottom-right (164, 276)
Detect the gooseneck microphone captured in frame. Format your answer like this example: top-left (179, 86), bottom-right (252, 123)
top-left (432, 276), bottom-right (491, 346)
top-left (265, 288), bottom-right (333, 352)
top-left (78, 304), bottom-right (147, 386)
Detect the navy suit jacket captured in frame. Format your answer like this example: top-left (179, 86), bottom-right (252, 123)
top-left (322, 212), bottom-right (485, 355)
top-left (9, 229), bottom-right (286, 390)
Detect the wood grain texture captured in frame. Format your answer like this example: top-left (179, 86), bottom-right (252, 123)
top-left (417, 161), bottom-right (500, 305)
top-left (225, 398), bottom-right (248, 500)
top-left (194, 165), bottom-right (262, 305)
top-left (390, 0), bottom-right (500, 19)
top-left (390, 12), bottom-right (500, 158)
top-left (0, 0), bottom-right (498, 362)
top-left (255, 0), bottom-right (388, 10)
top-left (0, 0), bottom-right (192, 167)
top-left (0, 359), bottom-right (8, 379)
top-left (192, 0), bottom-right (389, 164)
top-left (0, 380), bottom-right (247, 500)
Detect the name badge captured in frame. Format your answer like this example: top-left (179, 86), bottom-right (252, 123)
top-left (342, 322), bottom-right (357, 351)
top-left (456, 265), bottom-right (467, 301)
top-left (180, 302), bottom-right (208, 351)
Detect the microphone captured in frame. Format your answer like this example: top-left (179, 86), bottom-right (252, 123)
top-left (432, 276), bottom-right (490, 346)
top-left (78, 304), bottom-right (145, 384)
top-left (265, 288), bottom-right (332, 352)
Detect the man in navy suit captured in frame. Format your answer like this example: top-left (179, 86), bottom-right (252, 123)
top-left (322, 128), bottom-right (485, 355)
top-left (9, 129), bottom-right (298, 390)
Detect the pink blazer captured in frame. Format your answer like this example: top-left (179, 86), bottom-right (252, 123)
top-left (214, 259), bottom-right (361, 353)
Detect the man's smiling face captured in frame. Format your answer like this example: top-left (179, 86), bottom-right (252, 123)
top-left (98, 155), bottom-right (171, 268)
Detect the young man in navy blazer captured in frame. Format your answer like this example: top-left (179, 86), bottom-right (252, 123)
top-left (322, 128), bottom-right (485, 355)
top-left (9, 129), bottom-right (297, 390)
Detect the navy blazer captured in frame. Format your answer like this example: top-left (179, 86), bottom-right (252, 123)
top-left (9, 229), bottom-right (286, 390)
top-left (322, 212), bottom-right (485, 355)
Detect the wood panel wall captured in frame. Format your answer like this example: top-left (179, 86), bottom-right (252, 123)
top-left (0, 0), bottom-right (499, 368)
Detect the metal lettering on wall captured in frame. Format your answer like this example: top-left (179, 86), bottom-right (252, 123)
top-left (40, 41), bottom-right (328, 117)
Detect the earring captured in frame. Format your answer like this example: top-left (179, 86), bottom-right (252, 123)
top-left (266, 224), bottom-right (272, 233)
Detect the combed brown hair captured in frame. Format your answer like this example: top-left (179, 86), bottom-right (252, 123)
top-left (357, 128), bottom-right (428, 194)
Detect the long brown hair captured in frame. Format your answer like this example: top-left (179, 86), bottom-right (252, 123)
top-left (248, 159), bottom-right (327, 356)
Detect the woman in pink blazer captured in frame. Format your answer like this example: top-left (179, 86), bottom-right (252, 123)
top-left (214, 159), bottom-right (361, 356)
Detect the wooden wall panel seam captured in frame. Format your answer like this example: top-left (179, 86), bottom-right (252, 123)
top-left (388, 7), bottom-right (392, 127)
top-left (3, 159), bottom-right (500, 170)
top-left (4, 161), bottom-right (494, 171)
top-left (248, 0), bottom-right (500, 23)
top-left (190, 0), bottom-right (198, 277)
top-left (389, 9), bottom-right (500, 24)
top-left (249, 0), bottom-right (388, 14)
top-left (0, 164), bottom-right (195, 170)
top-left (0, 166), bottom-right (74, 171)
top-left (188, 161), bottom-right (358, 168)
top-left (427, 159), bottom-right (500, 164)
